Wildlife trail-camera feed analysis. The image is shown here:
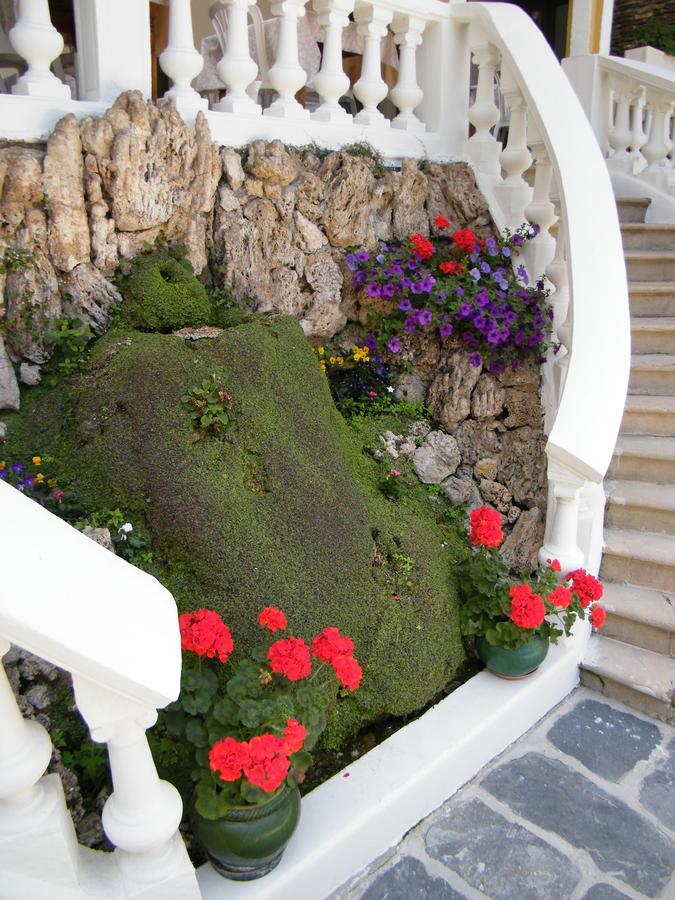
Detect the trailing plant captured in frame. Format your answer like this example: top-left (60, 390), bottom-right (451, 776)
top-left (0, 247), bottom-right (34, 273)
top-left (346, 217), bottom-right (555, 374)
top-left (182, 375), bottom-right (237, 439)
top-left (635, 19), bottom-right (675, 56)
top-left (43, 317), bottom-right (94, 385)
top-left (459, 506), bottom-right (606, 651)
top-left (75, 508), bottom-right (154, 568)
top-left (164, 607), bottom-right (362, 818)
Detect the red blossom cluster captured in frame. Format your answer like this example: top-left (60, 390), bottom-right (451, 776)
top-left (311, 626), bottom-right (363, 691)
top-left (547, 558), bottom-right (562, 572)
top-left (439, 260), bottom-right (464, 275)
top-left (267, 636), bottom-right (312, 681)
top-left (590, 605), bottom-right (606, 629)
top-left (433, 215), bottom-right (451, 229)
top-left (509, 584), bottom-right (546, 629)
top-left (209, 718), bottom-right (308, 793)
top-left (547, 585), bottom-right (573, 609)
top-left (258, 606), bottom-right (287, 633)
top-left (409, 233), bottom-right (435, 260)
top-left (469, 506), bottom-right (504, 548)
top-left (179, 609), bottom-right (234, 663)
top-left (452, 228), bottom-right (478, 253)
top-left (566, 569), bottom-right (603, 608)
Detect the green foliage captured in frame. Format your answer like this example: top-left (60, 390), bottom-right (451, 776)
top-left (0, 247), bottom-right (34, 273)
top-left (43, 317), bottom-right (94, 386)
top-left (378, 468), bottom-right (405, 502)
top-left (75, 508), bottom-right (155, 568)
top-left (635, 20), bottom-right (675, 55)
top-left (341, 142), bottom-right (389, 178)
top-left (181, 376), bottom-right (237, 439)
top-left (48, 688), bottom-right (111, 806)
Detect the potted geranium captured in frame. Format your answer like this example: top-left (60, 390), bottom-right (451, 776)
top-left (166, 606), bottom-right (362, 880)
top-left (459, 507), bottom-right (606, 678)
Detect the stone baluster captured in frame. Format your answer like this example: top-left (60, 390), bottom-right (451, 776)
top-left (160, 0), bottom-right (208, 114)
top-left (523, 134), bottom-right (558, 284)
top-left (666, 105), bottom-right (674, 166)
top-left (214, 0), bottom-right (262, 115)
top-left (543, 228), bottom-right (571, 432)
top-left (642, 92), bottom-right (672, 185)
top-left (466, 34), bottom-right (501, 179)
top-left (538, 460), bottom-right (586, 574)
top-left (9, 0), bottom-right (71, 98)
top-left (73, 676), bottom-right (200, 899)
top-left (353, 3), bottom-right (393, 128)
top-left (389, 14), bottom-right (425, 133)
top-left (628, 89), bottom-right (649, 173)
top-left (311, 0), bottom-right (354, 123)
top-left (0, 640), bottom-right (79, 885)
top-left (607, 87), bottom-right (633, 170)
top-left (494, 71), bottom-right (532, 224)
top-left (265, 0), bottom-right (310, 119)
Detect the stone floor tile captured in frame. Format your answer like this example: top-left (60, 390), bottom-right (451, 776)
top-left (358, 856), bottom-right (467, 900)
top-left (640, 736), bottom-right (675, 832)
top-left (482, 752), bottom-right (675, 897)
top-left (425, 796), bottom-right (581, 899)
top-left (581, 884), bottom-right (631, 900)
top-left (547, 698), bottom-right (662, 782)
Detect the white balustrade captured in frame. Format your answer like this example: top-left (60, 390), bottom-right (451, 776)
top-left (353, 3), bottom-right (393, 127)
top-left (538, 461), bottom-right (586, 574)
top-left (389, 14), bottom-right (425, 132)
top-left (160, 0), bottom-right (208, 115)
top-left (493, 69), bottom-right (532, 224)
top-left (629, 89), bottom-right (648, 172)
top-left (215, 0), bottom-right (262, 114)
top-left (643, 92), bottom-right (673, 176)
top-left (9, 0), bottom-right (70, 98)
top-left (608, 87), bottom-right (634, 167)
top-left (523, 136), bottom-right (558, 281)
top-left (311, 0), bottom-right (354, 123)
top-left (265, 0), bottom-right (310, 119)
top-left (466, 34), bottom-right (501, 178)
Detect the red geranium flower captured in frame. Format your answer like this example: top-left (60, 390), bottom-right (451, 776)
top-left (267, 636), bottom-right (312, 681)
top-left (439, 260), bottom-right (464, 275)
top-left (410, 233), bottom-right (435, 260)
top-left (452, 228), bottom-right (478, 253)
top-left (590, 605), bottom-right (606, 629)
top-left (333, 654), bottom-right (363, 692)
top-left (547, 558), bottom-right (562, 572)
top-left (283, 718), bottom-right (307, 754)
top-left (469, 506), bottom-right (504, 548)
top-left (311, 626), bottom-right (354, 665)
top-left (258, 606), bottom-right (287, 633)
top-left (509, 584), bottom-right (546, 629)
top-left (244, 733), bottom-right (290, 793)
top-left (179, 609), bottom-right (234, 663)
top-left (548, 586), bottom-right (573, 609)
top-left (567, 569), bottom-right (603, 608)
top-left (209, 737), bottom-right (250, 782)
top-left (433, 215), bottom-right (450, 229)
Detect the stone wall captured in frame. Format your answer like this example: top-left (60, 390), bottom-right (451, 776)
top-left (610, 0), bottom-right (675, 55)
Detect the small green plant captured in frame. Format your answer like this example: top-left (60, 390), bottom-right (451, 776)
top-left (635, 20), bottom-right (675, 56)
top-left (0, 247), bottom-right (34, 273)
top-left (378, 467), bottom-right (404, 502)
top-left (75, 508), bottom-right (154, 568)
top-left (182, 375), bottom-right (237, 439)
top-left (43, 317), bottom-right (93, 385)
top-left (342, 142), bottom-right (389, 178)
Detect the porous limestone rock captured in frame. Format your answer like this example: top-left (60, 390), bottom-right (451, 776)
top-left (391, 159), bottom-right (428, 239)
top-left (428, 352), bottom-right (482, 430)
top-left (497, 426), bottom-right (547, 507)
top-left (454, 420), bottom-right (503, 467)
top-left (0, 335), bottom-right (20, 410)
top-left (60, 263), bottom-right (122, 335)
top-left (295, 210), bottom-right (328, 253)
top-left (19, 362), bottom-right (41, 386)
top-left (245, 140), bottom-right (297, 186)
top-left (321, 153), bottom-right (375, 248)
top-left (394, 373), bottom-right (426, 405)
top-left (471, 374), bottom-right (506, 420)
top-left (474, 457), bottom-right (499, 480)
top-left (444, 468), bottom-right (483, 509)
top-left (500, 507), bottom-right (544, 573)
top-left (413, 431), bottom-right (461, 484)
top-left (479, 478), bottom-right (514, 513)
top-left (504, 386), bottom-right (543, 429)
top-left (43, 115), bottom-right (90, 272)
top-left (82, 526), bottom-right (115, 553)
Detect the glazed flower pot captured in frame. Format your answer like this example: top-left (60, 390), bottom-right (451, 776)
top-left (476, 634), bottom-right (549, 679)
top-left (191, 783), bottom-right (301, 881)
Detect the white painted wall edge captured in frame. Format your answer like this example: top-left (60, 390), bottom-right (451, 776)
top-left (198, 622), bottom-right (589, 900)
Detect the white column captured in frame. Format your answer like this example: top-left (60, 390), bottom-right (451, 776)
top-left (353, 3), bottom-right (393, 128)
top-left (642, 93), bottom-right (673, 190)
top-left (73, 0), bottom-right (152, 101)
top-left (538, 461), bottom-right (586, 573)
top-left (494, 71), bottom-right (532, 224)
top-left (466, 35), bottom-right (501, 178)
top-left (265, 0), bottom-right (310, 120)
top-left (9, 0), bottom-right (70, 98)
top-left (214, 0), bottom-right (262, 115)
top-left (160, 0), bottom-right (208, 115)
top-left (73, 676), bottom-right (200, 900)
top-left (607, 87), bottom-right (633, 170)
top-left (389, 14), bottom-right (425, 133)
top-left (310, 0), bottom-right (353, 123)
top-left (523, 134), bottom-right (558, 283)
top-left (0, 639), bottom-right (79, 886)
top-left (629, 89), bottom-right (648, 173)
top-left (543, 228), bottom-right (571, 433)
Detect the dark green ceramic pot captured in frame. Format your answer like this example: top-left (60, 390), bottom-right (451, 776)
top-left (476, 635), bottom-right (549, 679)
top-left (191, 784), bottom-right (301, 881)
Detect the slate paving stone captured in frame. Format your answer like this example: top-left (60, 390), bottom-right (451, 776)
top-left (424, 796), bottom-right (581, 899)
top-left (581, 885), bottom-right (631, 900)
top-left (640, 736), bottom-right (675, 831)
top-left (482, 752), bottom-right (675, 897)
top-left (547, 698), bottom-right (662, 782)
top-left (358, 856), bottom-right (467, 900)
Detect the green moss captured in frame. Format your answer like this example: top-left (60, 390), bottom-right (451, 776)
top-left (7, 316), bottom-right (465, 746)
top-left (117, 252), bottom-right (215, 333)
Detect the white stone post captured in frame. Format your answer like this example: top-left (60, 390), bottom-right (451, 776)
top-left (643, 93), bottom-right (672, 176)
top-left (265, 0), bottom-right (310, 120)
top-left (466, 34), bottom-right (501, 178)
top-left (629, 89), bottom-right (648, 173)
top-left (0, 639), bottom-right (79, 886)
top-left (523, 135), bottom-right (558, 283)
top-left (9, 0), bottom-right (71, 98)
top-left (160, 0), bottom-right (208, 115)
top-left (543, 228), bottom-right (571, 433)
top-left (538, 461), bottom-right (586, 574)
top-left (389, 14), bottom-right (425, 133)
top-left (494, 71), bottom-right (532, 224)
top-left (73, 676), bottom-right (200, 900)
top-left (607, 87), bottom-right (633, 170)
top-left (353, 3), bottom-right (393, 128)
top-left (214, 0), bottom-right (262, 115)
top-left (310, 0), bottom-right (353, 123)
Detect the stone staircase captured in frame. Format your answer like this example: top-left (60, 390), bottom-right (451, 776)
top-left (581, 198), bottom-right (675, 723)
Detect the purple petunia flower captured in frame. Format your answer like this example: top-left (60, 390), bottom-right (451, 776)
top-left (345, 253), bottom-right (358, 271)
top-left (490, 359), bottom-right (506, 375)
top-left (0, 470), bottom-right (7, 481)
top-left (499, 280), bottom-right (509, 291)
top-left (407, 258), bottom-right (420, 271)
top-left (11, 461), bottom-right (23, 475)
top-left (455, 286), bottom-right (465, 297)
top-left (376, 253), bottom-right (386, 264)
top-left (356, 250), bottom-right (370, 262)
top-left (473, 315), bottom-right (487, 331)
top-left (469, 268), bottom-right (481, 281)
top-left (458, 302), bottom-right (471, 317)
top-left (403, 317), bottom-right (417, 333)
top-left (418, 309), bottom-right (433, 326)
top-left (437, 291), bottom-right (446, 302)
top-left (502, 247), bottom-right (511, 257)
top-left (365, 334), bottom-right (378, 351)
top-left (439, 322), bottom-right (453, 338)
top-left (366, 282), bottom-right (382, 298)
top-left (476, 292), bottom-right (490, 309)
top-left (469, 352), bottom-right (483, 368)
top-left (513, 234), bottom-right (523, 246)
top-left (480, 262), bottom-right (491, 274)
top-left (401, 277), bottom-right (413, 289)
top-left (411, 282), bottom-right (424, 295)
top-left (398, 298), bottom-right (412, 312)
top-left (353, 272), bottom-right (366, 286)
top-left (387, 337), bottom-right (401, 354)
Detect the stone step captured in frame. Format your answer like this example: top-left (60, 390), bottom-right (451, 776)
top-left (605, 479), bottom-right (675, 535)
top-left (622, 223), bottom-right (675, 250)
top-left (630, 354), bottom-right (675, 395)
top-left (601, 527), bottom-right (675, 593)
top-left (624, 251), bottom-right (675, 282)
top-left (581, 633), bottom-right (675, 722)
top-left (630, 319), bottom-right (675, 355)
top-left (621, 395), bottom-right (675, 436)
top-left (601, 582), bottom-right (675, 656)
top-left (617, 196), bottom-right (651, 224)
top-left (610, 434), bottom-right (675, 482)
top-left (629, 282), bottom-right (675, 317)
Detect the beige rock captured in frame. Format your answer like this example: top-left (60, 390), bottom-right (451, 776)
top-left (391, 159), bottom-right (428, 239)
top-left (500, 507), bottom-right (544, 573)
top-left (295, 211), bottom-right (327, 253)
top-left (497, 426), bottom-right (547, 507)
top-left (301, 252), bottom-right (345, 339)
top-left (504, 386), bottom-right (543, 428)
top-left (413, 431), bottom-right (461, 483)
top-left (60, 263), bottom-right (122, 335)
top-left (219, 185), bottom-right (241, 213)
top-left (474, 457), bottom-right (499, 480)
top-left (4, 251), bottom-right (60, 363)
top-left (19, 362), bottom-right (41, 386)
top-left (295, 172), bottom-right (324, 223)
top-left (394, 373), bottom-right (427, 405)
top-left (0, 334), bottom-right (20, 411)
top-left (497, 358), bottom-right (540, 388)
top-left (245, 140), bottom-right (297, 186)
top-left (428, 351), bottom-right (482, 430)
top-left (221, 148), bottom-right (245, 191)
top-left (425, 162), bottom-right (491, 229)
top-left (82, 526), bottom-right (116, 554)
top-left (44, 115), bottom-right (90, 272)
top-left (471, 374), bottom-right (506, 419)
top-left (479, 478), bottom-right (513, 513)
top-left (322, 154), bottom-right (374, 248)
top-left (454, 420), bottom-right (503, 467)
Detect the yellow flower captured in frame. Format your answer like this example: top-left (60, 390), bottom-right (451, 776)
top-left (48, 478), bottom-right (57, 488)
top-left (352, 345), bottom-right (359, 354)
top-left (319, 360), bottom-right (327, 371)
top-left (329, 356), bottom-right (336, 365)
top-left (318, 346), bottom-right (325, 356)
top-left (35, 473), bottom-right (45, 484)
top-left (337, 356), bottom-right (344, 366)
top-left (32, 456), bottom-right (41, 466)
top-left (0, 461), bottom-right (5, 471)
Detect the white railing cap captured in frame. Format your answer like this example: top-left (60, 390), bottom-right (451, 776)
top-left (598, 54), bottom-right (675, 94)
top-left (0, 481), bottom-right (181, 709)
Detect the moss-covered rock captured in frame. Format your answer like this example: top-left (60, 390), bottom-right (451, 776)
top-left (9, 316), bottom-right (465, 744)
top-left (117, 252), bottom-right (214, 332)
